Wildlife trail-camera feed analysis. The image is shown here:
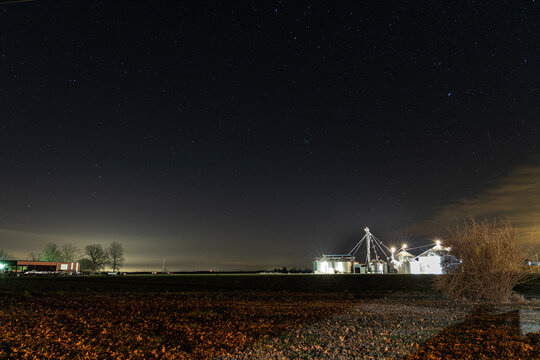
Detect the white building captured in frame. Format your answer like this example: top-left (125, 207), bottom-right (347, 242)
top-left (414, 241), bottom-right (451, 274)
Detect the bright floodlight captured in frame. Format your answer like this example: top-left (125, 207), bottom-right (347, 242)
top-left (402, 243), bottom-right (407, 249)
top-left (0, 263), bottom-right (4, 270)
top-left (390, 247), bottom-right (396, 253)
top-left (435, 239), bottom-right (441, 245)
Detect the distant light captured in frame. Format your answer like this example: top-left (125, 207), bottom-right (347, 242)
top-left (402, 243), bottom-right (407, 249)
top-left (390, 247), bottom-right (396, 253)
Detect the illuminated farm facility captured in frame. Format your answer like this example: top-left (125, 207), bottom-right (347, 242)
top-left (313, 227), bottom-right (451, 275)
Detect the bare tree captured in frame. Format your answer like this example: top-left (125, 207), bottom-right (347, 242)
top-left (40, 243), bottom-right (61, 262)
top-left (78, 257), bottom-right (94, 272)
top-left (60, 243), bottom-right (80, 262)
top-left (0, 249), bottom-right (9, 261)
top-left (435, 219), bottom-right (531, 302)
top-left (84, 244), bottom-right (109, 272)
top-left (27, 252), bottom-right (41, 261)
top-left (107, 242), bottom-right (125, 272)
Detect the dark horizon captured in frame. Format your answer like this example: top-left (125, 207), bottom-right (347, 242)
top-left (1, 1), bottom-right (539, 271)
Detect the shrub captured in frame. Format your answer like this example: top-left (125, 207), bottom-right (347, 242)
top-left (435, 219), bottom-right (530, 302)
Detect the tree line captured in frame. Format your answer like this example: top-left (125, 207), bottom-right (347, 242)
top-left (0, 249), bottom-right (9, 262)
top-left (28, 242), bottom-right (125, 272)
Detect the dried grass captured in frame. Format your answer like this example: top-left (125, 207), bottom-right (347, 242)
top-left (435, 219), bottom-right (531, 303)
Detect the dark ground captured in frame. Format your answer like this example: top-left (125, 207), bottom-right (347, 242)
top-left (0, 273), bottom-right (436, 294)
top-left (0, 274), bottom-right (539, 359)
top-left (0, 273), bottom-right (538, 296)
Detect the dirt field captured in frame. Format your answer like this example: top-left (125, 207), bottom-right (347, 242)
top-left (0, 274), bottom-right (538, 359)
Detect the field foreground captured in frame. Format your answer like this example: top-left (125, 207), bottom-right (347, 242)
top-left (0, 275), bottom-right (538, 359)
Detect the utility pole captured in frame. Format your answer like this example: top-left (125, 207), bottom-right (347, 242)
top-left (162, 258), bottom-right (166, 274)
top-left (365, 227), bottom-right (371, 264)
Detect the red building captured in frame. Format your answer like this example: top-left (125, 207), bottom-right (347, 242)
top-left (3, 260), bottom-right (80, 274)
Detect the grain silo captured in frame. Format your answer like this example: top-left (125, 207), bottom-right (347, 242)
top-left (313, 254), bottom-right (355, 274)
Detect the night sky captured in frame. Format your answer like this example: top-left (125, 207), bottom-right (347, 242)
top-left (1, 1), bottom-right (539, 270)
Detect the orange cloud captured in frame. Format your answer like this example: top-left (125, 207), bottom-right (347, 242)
top-left (409, 158), bottom-right (540, 251)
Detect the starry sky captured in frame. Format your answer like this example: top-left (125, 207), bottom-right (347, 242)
top-left (1, 1), bottom-right (539, 270)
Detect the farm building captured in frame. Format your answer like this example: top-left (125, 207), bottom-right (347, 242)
top-left (1, 260), bottom-right (80, 274)
top-left (391, 242), bottom-right (452, 275)
top-left (414, 241), bottom-right (452, 274)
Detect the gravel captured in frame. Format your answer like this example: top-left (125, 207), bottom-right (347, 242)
top-left (220, 294), bottom-right (474, 360)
